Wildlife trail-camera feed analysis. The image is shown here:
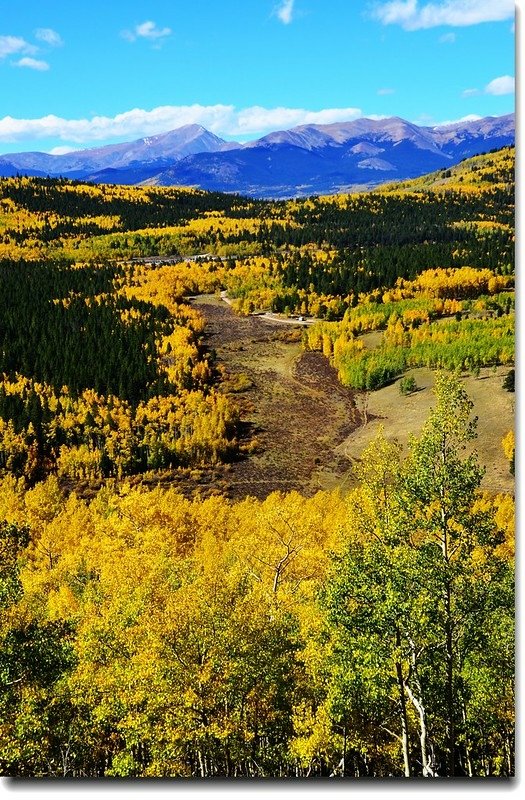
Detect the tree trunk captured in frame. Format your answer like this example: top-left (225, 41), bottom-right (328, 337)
top-left (440, 475), bottom-right (455, 777)
top-left (444, 577), bottom-right (455, 775)
top-left (198, 749), bottom-right (206, 777)
top-left (395, 627), bottom-right (411, 777)
top-left (405, 682), bottom-right (436, 777)
top-left (343, 723), bottom-right (347, 777)
top-left (461, 700), bottom-right (474, 777)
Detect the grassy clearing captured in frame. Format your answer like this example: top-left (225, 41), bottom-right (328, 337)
top-left (336, 365), bottom-right (514, 494)
top-left (189, 297), bottom-right (513, 498)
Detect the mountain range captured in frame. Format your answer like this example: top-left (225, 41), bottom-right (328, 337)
top-left (0, 113), bottom-right (514, 198)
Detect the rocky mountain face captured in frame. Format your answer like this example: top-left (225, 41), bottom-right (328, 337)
top-left (0, 125), bottom-right (227, 178)
top-left (0, 113), bottom-right (514, 197)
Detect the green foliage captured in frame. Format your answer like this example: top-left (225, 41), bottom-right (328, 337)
top-left (399, 376), bottom-right (417, 395)
top-left (321, 374), bottom-right (514, 777)
top-left (0, 521), bottom-right (30, 607)
top-left (0, 259), bottom-right (166, 401)
top-left (331, 314), bottom-right (514, 390)
top-left (0, 621), bottom-right (77, 776)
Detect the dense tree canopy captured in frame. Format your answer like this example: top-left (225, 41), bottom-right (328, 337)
top-left (0, 375), bottom-right (514, 777)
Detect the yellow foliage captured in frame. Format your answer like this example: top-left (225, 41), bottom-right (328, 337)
top-left (501, 430), bottom-right (515, 462)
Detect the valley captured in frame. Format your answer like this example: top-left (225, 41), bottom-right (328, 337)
top-left (0, 145), bottom-right (515, 779)
top-left (193, 294), bottom-right (513, 499)
top-left (0, 0), bottom-right (516, 780)
top-left (192, 294), bottom-right (359, 499)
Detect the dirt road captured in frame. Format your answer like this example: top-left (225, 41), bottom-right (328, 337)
top-left (218, 291), bottom-right (316, 326)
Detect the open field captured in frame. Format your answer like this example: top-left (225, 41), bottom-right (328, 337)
top-left (336, 365), bottom-right (514, 494)
top-left (192, 294), bottom-right (360, 499)
top-left (192, 297), bottom-right (514, 498)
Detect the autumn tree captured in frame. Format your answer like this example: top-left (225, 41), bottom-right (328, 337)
top-left (321, 374), bottom-right (514, 777)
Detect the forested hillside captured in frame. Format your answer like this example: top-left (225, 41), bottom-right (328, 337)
top-left (0, 147), bottom-right (514, 777)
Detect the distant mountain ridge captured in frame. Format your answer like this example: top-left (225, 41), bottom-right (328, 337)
top-left (0, 124), bottom-right (228, 178)
top-left (0, 113), bottom-right (514, 198)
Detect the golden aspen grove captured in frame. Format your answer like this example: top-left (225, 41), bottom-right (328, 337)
top-left (0, 147), bottom-right (514, 777)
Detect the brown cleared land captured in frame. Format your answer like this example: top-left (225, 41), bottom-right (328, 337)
top-left (193, 295), bottom-right (361, 499)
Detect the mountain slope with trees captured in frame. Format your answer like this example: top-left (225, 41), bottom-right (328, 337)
top-left (0, 147), bottom-right (514, 777)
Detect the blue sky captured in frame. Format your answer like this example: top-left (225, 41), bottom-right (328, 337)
top-left (0, 0), bottom-right (516, 154)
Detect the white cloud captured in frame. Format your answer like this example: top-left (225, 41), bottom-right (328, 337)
top-left (377, 87), bottom-right (395, 95)
top-left (0, 104), bottom-right (364, 144)
top-left (0, 35), bottom-right (37, 59)
top-left (122, 20), bottom-right (172, 42)
top-left (276, 0), bottom-right (295, 24)
top-left (460, 75), bottom-right (515, 98)
top-left (372, 0), bottom-right (515, 30)
top-left (35, 28), bottom-right (63, 47)
top-left (1, 31), bottom-right (60, 71)
top-left (48, 145), bottom-right (79, 155)
top-left (373, 0), bottom-right (418, 27)
top-left (485, 75), bottom-right (515, 96)
top-left (136, 21), bottom-right (171, 39)
top-left (433, 113), bottom-right (482, 127)
top-left (439, 31), bottom-right (456, 42)
top-left (234, 105), bottom-right (361, 134)
top-left (13, 57), bottom-right (49, 71)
